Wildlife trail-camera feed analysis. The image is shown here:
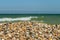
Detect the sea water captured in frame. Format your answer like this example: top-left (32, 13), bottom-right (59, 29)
top-left (0, 14), bottom-right (60, 24)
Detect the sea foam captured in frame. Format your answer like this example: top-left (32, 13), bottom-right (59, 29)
top-left (0, 16), bottom-right (38, 22)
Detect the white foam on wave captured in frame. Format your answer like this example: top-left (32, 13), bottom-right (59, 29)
top-left (0, 16), bottom-right (38, 22)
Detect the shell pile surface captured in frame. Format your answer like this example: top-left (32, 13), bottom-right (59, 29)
top-left (0, 21), bottom-right (60, 40)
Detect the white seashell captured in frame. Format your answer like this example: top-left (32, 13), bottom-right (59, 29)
top-left (39, 32), bottom-right (42, 34)
top-left (58, 30), bottom-right (60, 33)
top-left (16, 39), bottom-right (19, 40)
top-left (36, 33), bottom-right (38, 36)
top-left (12, 37), bottom-right (16, 40)
top-left (8, 34), bottom-right (11, 37)
top-left (2, 39), bottom-right (4, 40)
top-left (0, 31), bottom-right (3, 35)
top-left (0, 24), bottom-right (3, 25)
top-left (49, 34), bottom-right (52, 37)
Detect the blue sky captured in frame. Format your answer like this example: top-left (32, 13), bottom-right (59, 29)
top-left (0, 0), bottom-right (60, 13)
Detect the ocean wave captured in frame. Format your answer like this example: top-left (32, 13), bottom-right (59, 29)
top-left (0, 16), bottom-right (38, 22)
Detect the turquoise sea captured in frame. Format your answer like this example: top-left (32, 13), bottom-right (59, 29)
top-left (0, 14), bottom-right (60, 24)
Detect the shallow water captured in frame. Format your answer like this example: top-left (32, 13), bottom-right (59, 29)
top-left (0, 14), bottom-right (60, 24)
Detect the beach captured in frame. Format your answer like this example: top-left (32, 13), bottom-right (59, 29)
top-left (0, 0), bottom-right (60, 40)
top-left (0, 21), bottom-right (60, 40)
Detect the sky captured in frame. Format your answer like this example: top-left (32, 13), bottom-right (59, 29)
top-left (0, 0), bottom-right (60, 13)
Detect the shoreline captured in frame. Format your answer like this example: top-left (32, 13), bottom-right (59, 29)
top-left (0, 20), bottom-right (59, 25)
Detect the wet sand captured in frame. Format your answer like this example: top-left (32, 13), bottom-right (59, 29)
top-left (0, 21), bottom-right (60, 40)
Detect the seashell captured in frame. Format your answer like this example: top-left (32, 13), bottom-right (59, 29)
top-left (0, 31), bottom-right (3, 35)
top-left (0, 38), bottom-right (2, 40)
top-left (57, 30), bottom-right (60, 33)
top-left (8, 34), bottom-right (11, 37)
top-left (2, 39), bottom-right (4, 40)
top-left (0, 21), bottom-right (60, 40)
